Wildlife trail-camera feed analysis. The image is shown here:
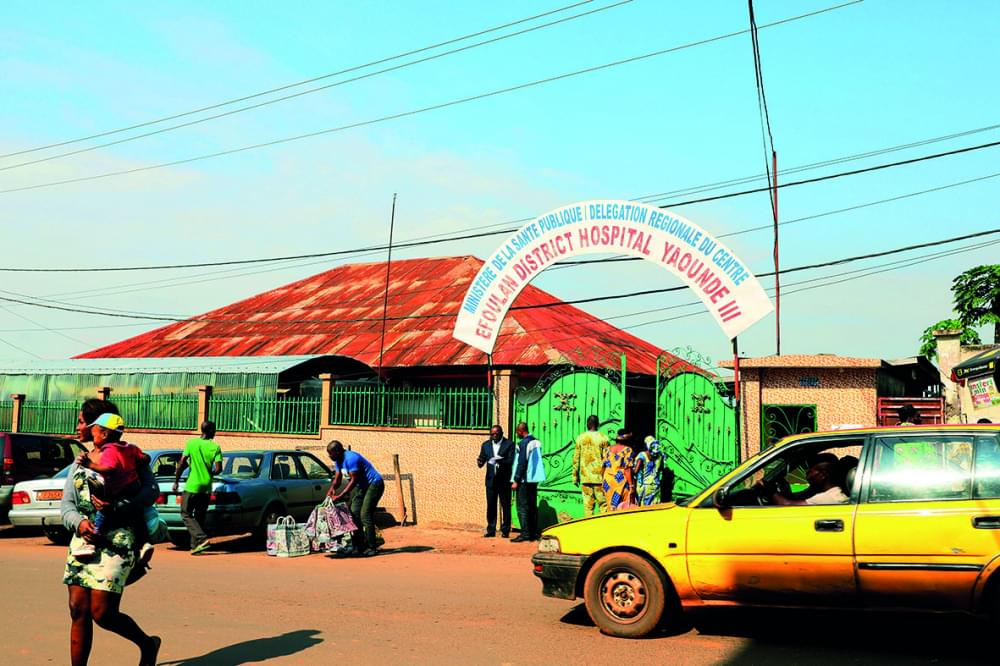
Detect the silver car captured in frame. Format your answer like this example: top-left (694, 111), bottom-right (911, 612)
top-left (156, 449), bottom-right (333, 549)
top-left (8, 449), bottom-right (182, 544)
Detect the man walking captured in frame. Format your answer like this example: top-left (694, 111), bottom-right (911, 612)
top-left (173, 421), bottom-right (222, 555)
top-left (511, 421), bottom-right (545, 542)
top-left (572, 415), bottom-right (608, 516)
top-left (327, 441), bottom-right (385, 557)
top-left (477, 424), bottom-right (515, 538)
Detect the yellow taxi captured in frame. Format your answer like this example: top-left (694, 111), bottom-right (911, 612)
top-left (531, 424), bottom-right (1000, 638)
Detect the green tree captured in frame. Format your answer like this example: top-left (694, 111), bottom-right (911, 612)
top-left (953, 264), bottom-right (1000, 343)
top-left (919, 318), bottom-right (981, 360)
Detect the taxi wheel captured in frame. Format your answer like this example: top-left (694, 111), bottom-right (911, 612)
top-left (583, 552), bottom-right (667, 638)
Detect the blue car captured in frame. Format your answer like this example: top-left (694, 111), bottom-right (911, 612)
top-left (156, 449), bottom-right (334, 549)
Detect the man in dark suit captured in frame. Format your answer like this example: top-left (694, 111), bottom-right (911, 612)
top-left (477, 424), bottom-right (515, 538)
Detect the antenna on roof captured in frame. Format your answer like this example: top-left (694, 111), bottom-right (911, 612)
top-left (377, 194), bottom-right (397, 384)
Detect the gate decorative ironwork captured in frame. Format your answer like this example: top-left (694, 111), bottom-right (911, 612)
top-left (512, 357), bottom-right (625, 528)
top-left (655, 350), bottom-right (739, 500)
top-left (761, 404), bottom-right (816, 449)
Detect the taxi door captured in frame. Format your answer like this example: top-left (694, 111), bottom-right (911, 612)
top-left (854, 431), bottom-right (1000, 610)
top-left (686, 502), bottom-right (857, 605)
top-left (685, 438), bottom-right (860, 606)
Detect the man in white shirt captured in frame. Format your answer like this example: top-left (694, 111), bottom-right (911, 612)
top-left (772, 461), bottom-right (848, 506)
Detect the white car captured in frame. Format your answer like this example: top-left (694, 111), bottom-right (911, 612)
top-left (8, 465), bottom-right (73, 544)
top-left (8, 449), bottom-right (182, 545)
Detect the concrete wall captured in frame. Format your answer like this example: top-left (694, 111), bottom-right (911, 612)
top-left (739, 367), bottom-right (878, 459)
top-left (129, 424), bottom-right (492, 529)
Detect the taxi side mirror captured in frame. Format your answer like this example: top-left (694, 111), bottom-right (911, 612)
top-left (712, 486), bottom-right (730, 508)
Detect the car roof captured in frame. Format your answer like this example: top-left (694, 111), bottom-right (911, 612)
top-left (773, 423), bottom-right (1000, 449)
top-left (222, 450), bottom-right (311, 455)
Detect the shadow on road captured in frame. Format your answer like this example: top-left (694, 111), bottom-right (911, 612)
top-left (561, 603), bottom-right (991, 663)
top-left (375, 545), bottom-right (435, 555)
top-left (158, 629), bottom-right (322, 665)
top-left (700, 607), bottom-right (991, 665)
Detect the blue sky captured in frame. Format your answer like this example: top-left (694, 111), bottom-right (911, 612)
top-left (1, 0), bottom-right (998, 367)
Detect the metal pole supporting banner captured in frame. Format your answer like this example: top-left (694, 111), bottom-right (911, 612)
top-left (732, 336), bottom-right (742, 462)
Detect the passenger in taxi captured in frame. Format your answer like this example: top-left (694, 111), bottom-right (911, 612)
top-left (771, 461), bottom-right (849, 505)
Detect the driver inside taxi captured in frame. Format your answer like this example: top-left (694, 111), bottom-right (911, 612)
top-left (770, 461), bottom-right (849, 505)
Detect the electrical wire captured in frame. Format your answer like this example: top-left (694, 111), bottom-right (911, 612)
top-left (0, 1), bottom-right (601, 160)
top-left (0, 0), bottom-right (862, 197)
top-left (634, 122), bottom-right (1000, 203)
top-left (3, 131), bottom-right (996, 276)
top-left (0, 1), bottom-right (634, 172)
top-left (555, 170), bottom-right (1000, 267)
top-left (1, 225), bottom-right (995, 324)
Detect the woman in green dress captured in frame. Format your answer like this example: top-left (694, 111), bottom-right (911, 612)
top-left (60, 399), bottom-right (160, 666)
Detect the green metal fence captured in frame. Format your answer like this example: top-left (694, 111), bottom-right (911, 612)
top-left (0, 400), bottom-right (12, 432)
top-left (115, 394), bottom-right (199, 431)
top-left (209, 395), bottom-right (321, 434)
top-left (20, 400), bottom-right (78, 435)
top-left (329, 385), bottom-right (492, 430)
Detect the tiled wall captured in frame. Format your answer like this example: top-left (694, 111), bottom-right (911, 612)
top-left (739, 367), bottom-right (878, 459)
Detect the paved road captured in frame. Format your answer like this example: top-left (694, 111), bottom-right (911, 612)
top-left (0, 526), bottom-right (992, 665)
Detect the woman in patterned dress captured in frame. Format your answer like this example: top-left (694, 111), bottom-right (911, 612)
top-left (60, 399), bottom-right (161, 666)
top-left (601, 430), bottom-right (635, 511)
top-left (634, 437), bottom-right (664, 506)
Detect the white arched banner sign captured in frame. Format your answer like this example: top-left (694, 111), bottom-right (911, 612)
top-left (453, 199), bottom-right (773, 354)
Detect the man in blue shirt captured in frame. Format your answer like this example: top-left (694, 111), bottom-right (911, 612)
top-left (327, 440), bottom-right (385, 556)
top-left (511, 421), bottom-right (546, 542)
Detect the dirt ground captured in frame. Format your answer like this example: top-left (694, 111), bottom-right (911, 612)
top-left (0, 524), bottom-right (993, 665)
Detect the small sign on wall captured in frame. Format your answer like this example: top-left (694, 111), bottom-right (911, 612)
top-left (969, 375), bottom-right (1000, 409)
top-left (799, 376), bottom-right (821, 388)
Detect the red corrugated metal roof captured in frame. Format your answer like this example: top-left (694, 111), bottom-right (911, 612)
top-left (77, 256), bottom-right (686, 374)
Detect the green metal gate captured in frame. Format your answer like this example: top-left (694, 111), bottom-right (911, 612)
top-left (512, 360), bottom-right (625, 528)
top-left (656, 352), bottom-right (739, 500)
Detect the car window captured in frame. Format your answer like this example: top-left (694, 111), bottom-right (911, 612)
top-left (723, 440), bottom-right (862, 495)
top-left (297, 453), bottom-right (331, 480)
top-left (222, 454), bottom-right (263, 478)
top-left (973, 435), bottom-right (1000, 499)
top-left (150, 453), bottom-right (181, 478)
top-left (270, 454), bottom-right (305, 480)
top-left (10, 435), bottom-right (82, 479)
top-left (867, 435), bottom-right (974, 503)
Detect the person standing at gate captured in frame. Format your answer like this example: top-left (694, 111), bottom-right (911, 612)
top-left (172, 421), bottom-right (222, 555)
top-left (634, 436), bottom-right (664, 506)
top-left (572, 415), bottom-right (608, 516)
top-left (477, 425), bottom-right (515, 538)
top-left (511, 421), bottom-right (545, 542)
top-left (602, 429), bottom-right (635, 511)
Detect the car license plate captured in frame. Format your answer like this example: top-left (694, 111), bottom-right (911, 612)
top-left (37, 490), bottom-right (62, 501)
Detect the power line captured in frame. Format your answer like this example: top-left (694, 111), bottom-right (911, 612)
top-left (1, 225), bottom-right (995, 325)
top-left (556, 170), bottom-right (1000, 267)
top-left (634, 122), bottom-right (1000, 203)
top-left (3, 131), bottom-right (996, 276)
top-left (6, 237), bottom-right (995, 361)
top-left (623, 239), bottom-right (1000, 331)
top-left (0, 0), bottom-right (862, 197)
top-left (0, 1), bottom-right (634, 172)
top-left (0, 1), bottom-right (600, 160)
